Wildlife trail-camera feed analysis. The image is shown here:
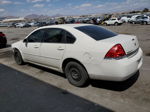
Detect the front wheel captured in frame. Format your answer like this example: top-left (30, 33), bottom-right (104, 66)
top-left (14, 49), bottom-right (24, 65)
top-left (65, 62), bottom-right (89, 87)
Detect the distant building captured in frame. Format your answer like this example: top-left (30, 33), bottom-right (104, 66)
top-left (2, 17), bottom-right (25, 23)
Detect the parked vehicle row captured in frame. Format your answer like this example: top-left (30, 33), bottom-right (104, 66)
top-left (0, 14), bottom-right (149, 28)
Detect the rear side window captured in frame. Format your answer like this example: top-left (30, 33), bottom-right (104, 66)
top-left (142, 17), bottom-right (148, 19)
top-left (65, 32), bottom-right (76, 43)
top-left (75, 25), bottom-right (117, 40)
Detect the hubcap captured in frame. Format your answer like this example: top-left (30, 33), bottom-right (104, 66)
top-left (70, 68), bottom-right (81, 81)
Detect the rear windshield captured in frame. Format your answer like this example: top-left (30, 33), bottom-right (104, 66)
top-left (75, 25), bottom-right (117, 40)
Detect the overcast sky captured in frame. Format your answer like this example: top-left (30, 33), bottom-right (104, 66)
top-left (0, 0), bottom-right (150, 17)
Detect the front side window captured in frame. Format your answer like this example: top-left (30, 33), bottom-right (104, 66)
top-left (27, 30), bottom-right (44, 42)
top-left (110, 18), bottom-right (116, 21)
top-left (43, 28), bottom-right (64, 43)
top-left (136, 16), bottom-right (142, 19)
top-left (142, 17), bottom-right (148, 19)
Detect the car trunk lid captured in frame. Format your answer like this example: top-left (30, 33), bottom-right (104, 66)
top-left (100, 34), bottom-right (139, 55)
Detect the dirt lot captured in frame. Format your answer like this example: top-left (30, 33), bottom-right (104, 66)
top-left (0, 24), bottom-right (150, 112)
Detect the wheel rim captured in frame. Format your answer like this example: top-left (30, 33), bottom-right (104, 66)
top-left (70, 68), bottom-right (82, 81)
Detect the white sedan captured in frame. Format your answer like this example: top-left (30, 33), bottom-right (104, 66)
top-left (12, 24), bottom-right (143, 87)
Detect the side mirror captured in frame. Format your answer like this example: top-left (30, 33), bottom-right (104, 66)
top-left (23, 38), bottom-right (27, 42)
top-left (23, 39), bottom-right (28, 47)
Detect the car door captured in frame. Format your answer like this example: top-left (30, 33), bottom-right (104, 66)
top-left (111, 19), bottom-right (116, 24)
top-left (108, 19), bottom-right (112, 24)
top-left (40, 28), bottom-right (66, 69)
top-left (21, 29), bottom-right (44, 63)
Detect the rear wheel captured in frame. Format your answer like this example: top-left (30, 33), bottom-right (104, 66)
top-left (143, 21), bottom-right (147, 25)
top-left (14, 49), bottom-right (24, 65)
top-left (114, 22), bottom-right (118, 26)
top-left (65, 62), bottom-right (89, 87)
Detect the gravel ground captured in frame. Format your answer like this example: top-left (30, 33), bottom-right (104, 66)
top-left (0, 24), bottom-right (150, 112)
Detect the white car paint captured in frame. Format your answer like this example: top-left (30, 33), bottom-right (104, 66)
top-left (12, 24), bottom-right (143, 82)
top-left (120, 16), bottom-right (131, 23)
top-left (128, 15), bottom-right (141, 23)
top-left (105, 18), bottom-right (123, 25)
top-left (15, 23), bottom-right (26, 28)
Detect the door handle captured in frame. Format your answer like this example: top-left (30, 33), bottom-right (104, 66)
top-left (57, 47), bottom-right (64, 50)
top-left (34, 45), bottom-right (39, 48)
top-left (34, 47), bottom-right (39, 48)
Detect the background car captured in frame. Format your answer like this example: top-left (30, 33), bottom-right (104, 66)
top-left (104, 18), bottom-right (123, 26)
top-left (15, 23), bottom-right (31, 28)
top-left (12, 24), bottom-right (143, 87)
top-left (0, 32), bottom-right (7, 48)
top-left (120, 15), bottom-right (132, 23)
top-left (15, 23), bottom-right (25, 28)
top-left (36, 22), bottom-right (47, 27)
top-left (129, 15), bottom-right (142, 24)
top-left (140, 15), bottom-right (150, 25)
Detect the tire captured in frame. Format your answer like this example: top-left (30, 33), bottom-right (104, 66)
top-left (2, 43), bottom-right (6, 48)
top-left (3, 38), bottom-right (7, 47)
top-left (143, 21), bottom-right (147, 25)
top-left (14, 49), bottom-right (24, 65)
top-left (104, 23), bottom-right (107, 26)
top-left (114, 22), bottom-right (118, 26)
top-left (0, 38), bottom-right (7, 48)
top-left (65, 62), bottom-right (89, 87)
top-left (0, 44), bottom-right (6, 48)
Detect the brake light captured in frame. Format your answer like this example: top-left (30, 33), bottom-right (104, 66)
top-left (0, 33), bottom-right (5, 37)
top-left (105, 44), bottom-right (126, 58)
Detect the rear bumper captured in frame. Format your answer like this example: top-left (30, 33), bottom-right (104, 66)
top-left (88, 48), bottom-right (143, 81)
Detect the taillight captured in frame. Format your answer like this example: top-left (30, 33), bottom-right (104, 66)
top-left (0, 33), bottom-right (5, 37)
top-left (105, 44), bottom-right (126, 59)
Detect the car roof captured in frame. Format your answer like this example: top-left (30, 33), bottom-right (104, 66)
top-left (38, 24), bottom-right (91, 29)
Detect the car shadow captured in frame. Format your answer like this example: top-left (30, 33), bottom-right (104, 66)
top-left (90, 71), bottom-right (140, 91)
top-left (27, 63), bottom-right (66, 78)
top-left (27, 63), bottom-right (139, 91)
